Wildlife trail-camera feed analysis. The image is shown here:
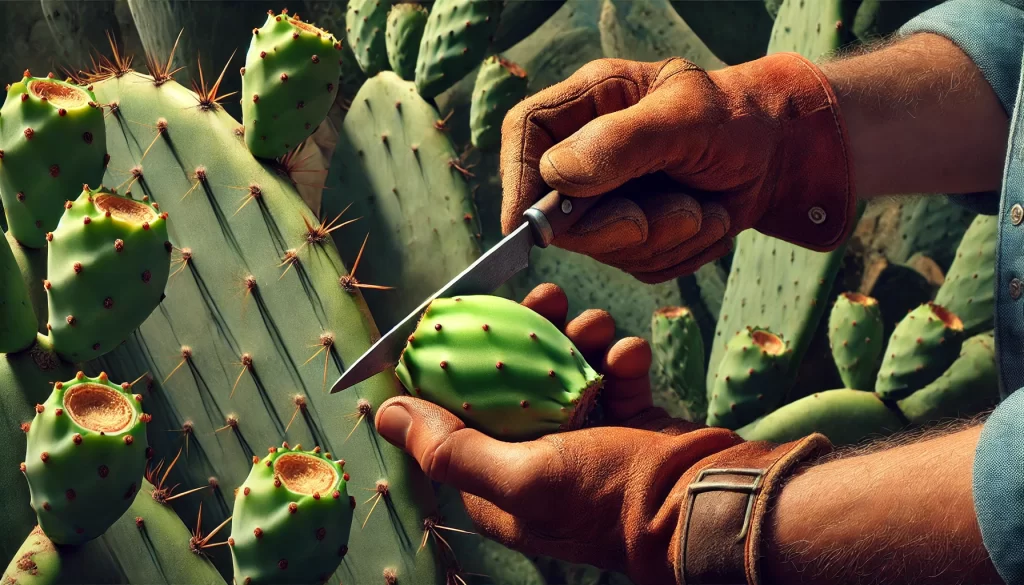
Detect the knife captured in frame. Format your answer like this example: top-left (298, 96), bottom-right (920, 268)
top-left (329, 189), bottom-right (601, 394)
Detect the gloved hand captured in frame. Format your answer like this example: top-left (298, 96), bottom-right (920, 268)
top-left (500, 54), bottom-right (856, 283)
top-left (375, 283), bottom-right (831, 585)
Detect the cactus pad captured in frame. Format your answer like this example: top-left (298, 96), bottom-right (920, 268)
top-left (242, 10), bottom-right (342, 159)
top-left (347, 0), bottom-right (396, 76)
top-left (230, 444), bottom-right (352, 585)
top-left (22, 372), bottom-right (149, 545)
top-left (875, 302), bottom-right (965, 401)
top-left (828, 292), bottom-right (884, 391)
top-left (470, 55), bottom-right (528, 151)
top-left (45, 186), bottom-right (170, 362)
top-left (898, 331), bottom-right (998, 425)
top-left (934, 214), bottom-right (996, 337)
top-left (0, 228), bottom-right (36, 352)
top-left (706, 327), bottom-right (791, 430)
top-left (415, 0), bottom-right (503, 99)
top-left (395, 295), bottom-right (603, 440)
top-left (386, 3), bottom-right (429, 81)
top-left (650, 307), bottom-right (706, 422)
top-left (0, 76), bottom-right (106, 248)
top-left (737, 389), bottom-right (904, 446)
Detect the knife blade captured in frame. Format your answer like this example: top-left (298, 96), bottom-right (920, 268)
top-left (329, 189), bottom-right (601, 394)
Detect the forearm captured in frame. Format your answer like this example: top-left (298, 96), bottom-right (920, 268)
top-left (762, 423), bottom-right (1001, 585)
top-left (819, 33), bottom-right (1009, 198)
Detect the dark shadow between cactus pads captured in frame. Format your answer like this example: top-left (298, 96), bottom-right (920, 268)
top-left (395, 295), bottom-right (603, 441)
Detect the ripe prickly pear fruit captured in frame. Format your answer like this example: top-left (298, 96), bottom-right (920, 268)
top-left (395, 295), bottom-right (603, 441)
top-left (243, 10), bottom-right (343, 159)
top-left (706, 327), bottom-right (791, 430)
top-left (828, 292), bottom-right (884, 391)
top-left (347, 0), bottom-right (396, 76)
top-left (45, 186), bottom-right (170, 362)
top-left (230, 444), bottom-right (353, 585)
top-left (22, 372), bottom-right (150, 545)
top-left (875, 301), bottom-right (964, 400)
top-left (470, 55), bottom-right (528, 151)
top-left (386, 3), bottom-right (429, 81)
top-left (415, 0), bottom-right (503, 99)
top-left (0, 75), bottom-right (106, 248)
top-left (650, 306), bottom-right (706, 422)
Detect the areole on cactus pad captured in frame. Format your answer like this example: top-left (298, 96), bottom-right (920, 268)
top-left (395, 295), bottom-right (603, 441)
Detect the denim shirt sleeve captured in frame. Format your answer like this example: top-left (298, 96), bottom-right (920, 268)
top-left (898, 0), bottom-right (1024, 215)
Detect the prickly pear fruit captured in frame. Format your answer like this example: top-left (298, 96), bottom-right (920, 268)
top-left (875, 302), bottom-right (964, 401)
top-left (2, 526), bottom-right (61, 585)
top-left (242, 10), bottom-right (343, 159)
top-left (0, 75), bottom-right (106, 248)
top-left (828, 292), bottom-right (884, 391)
top-left (470, 55), bottom-right (527, 151)
top-left (706, 327), bottom-right (790, 430)
top-left (230, 444), bottom-right (352, 585)
top-left (650, 306), bottom-right (706, 422)
top-left (347, 0), bottom-right (396, 76)
top-left (934, 214), bottom-right (996, 336)
top-left (45, 186), bottom-right (170, 362)
top-left (395, 295), bottom-right (603, 441)
top-left (386, 3), bottom-right (428, 81)
top-left (737, 389), bottom-right (904, 446)
top-left (22, 372), bottom-right (149, 545)
top-left (415, 0), bottom-right (503, 99)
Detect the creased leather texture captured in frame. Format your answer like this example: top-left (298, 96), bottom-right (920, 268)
top-left (374, 283), bottom-right (835, 585)
top-left (499, 53), bottom-right (856, 283)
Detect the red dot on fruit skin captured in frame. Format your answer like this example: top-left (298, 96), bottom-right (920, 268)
top-left (343, 473), bottom-right (350, 481)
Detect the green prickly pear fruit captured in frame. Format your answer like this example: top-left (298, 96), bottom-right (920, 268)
top-left (395, 295), bottom-right (603, 441)
top-left (0, 75), bottom-right (106, 248)
top-left (242, 10), bottom-right (343, 159)
top-left (415, 0), bottom-right (503, 99)
top-left (934, 214), bottom-right (996, 337)
top-left (737, 389), bottom-right (904, 446)
top-left (875, 302), bottom-right (965, 401)
top-left (650, 306), bottom-right (706, 422)
top-left (347, 0), bottom-right (396, 76)
top-left (230, 443), bottom-right (353, 585)
top-left (45, 186), bottom-right (170, 362)
top-left (898, 331), bottom-right (998, 425)
top-left (386, 3), bottom-right (429, 81)
top-left (2, 526), bottom-right (60, 585)
top-left (22, 371), bottom-right (150, 545)
top-left (470, 55), bottom-right (528, 151)
top-left (706, 327), bottom-right (790, 430)
top-left (828, 292), bottom-right (884, 391)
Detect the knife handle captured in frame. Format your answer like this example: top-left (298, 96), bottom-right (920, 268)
top-left (524, 190), bottom-right (602, 248)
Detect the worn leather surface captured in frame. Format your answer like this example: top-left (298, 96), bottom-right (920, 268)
top-left (374, 284), bottom-right (834, 585)
top-left (499, 53), bottom-right (855, 283)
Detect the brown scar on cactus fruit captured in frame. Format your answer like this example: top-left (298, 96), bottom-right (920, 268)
top-left (343, 399), bottom-right (373, 444)
top-left (192, 50), bottom-right (238, 110)
top-left (927, 302), bottom-right (964, 331)
top-left (339, 233), bottom-right (394, 294)
top-left (751, 330), bottom-right (786, 355)
top-left (230, 354), bottom-right (254, 398)
top-left (63, 383), bottom-right (134, 433)
top-left (275, 451), bottom-right (338, 495)
top-left (146, 447), bottom-right (207, 504)
top-left (361, 480), bottom-right (390, 529)
top-left (304, 333), bottom-right (335, 393)
top-left (840, 292), bottom-right (877, 307)
top-left (94, 193), bottom-right (157, 222)
top-left (188, 502), bottom-right (232, 556)
top-left (284, 394), bottom-right (308, 433)
top-left (145, 29), bottom-right (185, 86)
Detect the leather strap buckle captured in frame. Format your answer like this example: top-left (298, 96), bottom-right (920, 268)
top-left (685, 468), bottom-right (765, 543)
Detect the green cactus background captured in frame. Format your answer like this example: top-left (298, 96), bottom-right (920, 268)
top-left (0, 1), bottom-right (1000, 585)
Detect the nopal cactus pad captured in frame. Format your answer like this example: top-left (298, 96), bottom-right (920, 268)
top-left (875, 302), bottom-right (965, 401)
top-left (230, 444), bottom-right (353, 585)
top-left (0, 75), bottom-right (106, 248)
top-left (650, 306), bottom-right (706, 422)
top-left (470, 55), bottom-right (528, 151)
top-left (415, 0), bottom-right (503, 99)
top-left (706, 327), bottom-right (791, 430)
top-left (934, 214), bottom-right (996, 337)
top-left (347, 0), bottom-right (396, 76)
top-left (242, 10), bottom-right (342, 159)
top-left (45, 186), bottom-right (170, 362)
top-left (386, 3), bottom-right (429, 81)
top-left (395, 295), bottom-right (603, 441)
top-left (828, 292), bottom-right (884, 391)
top-left (22, 371), bottom-right (149, 545)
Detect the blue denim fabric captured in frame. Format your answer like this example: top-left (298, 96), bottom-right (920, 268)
top-left (900, 2), bottom-right (1024, 583)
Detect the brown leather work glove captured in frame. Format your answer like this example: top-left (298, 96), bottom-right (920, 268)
top-left (375, 283), bottom-right (833, 585)
top-left (500, 54), bottom-right (856, 284)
